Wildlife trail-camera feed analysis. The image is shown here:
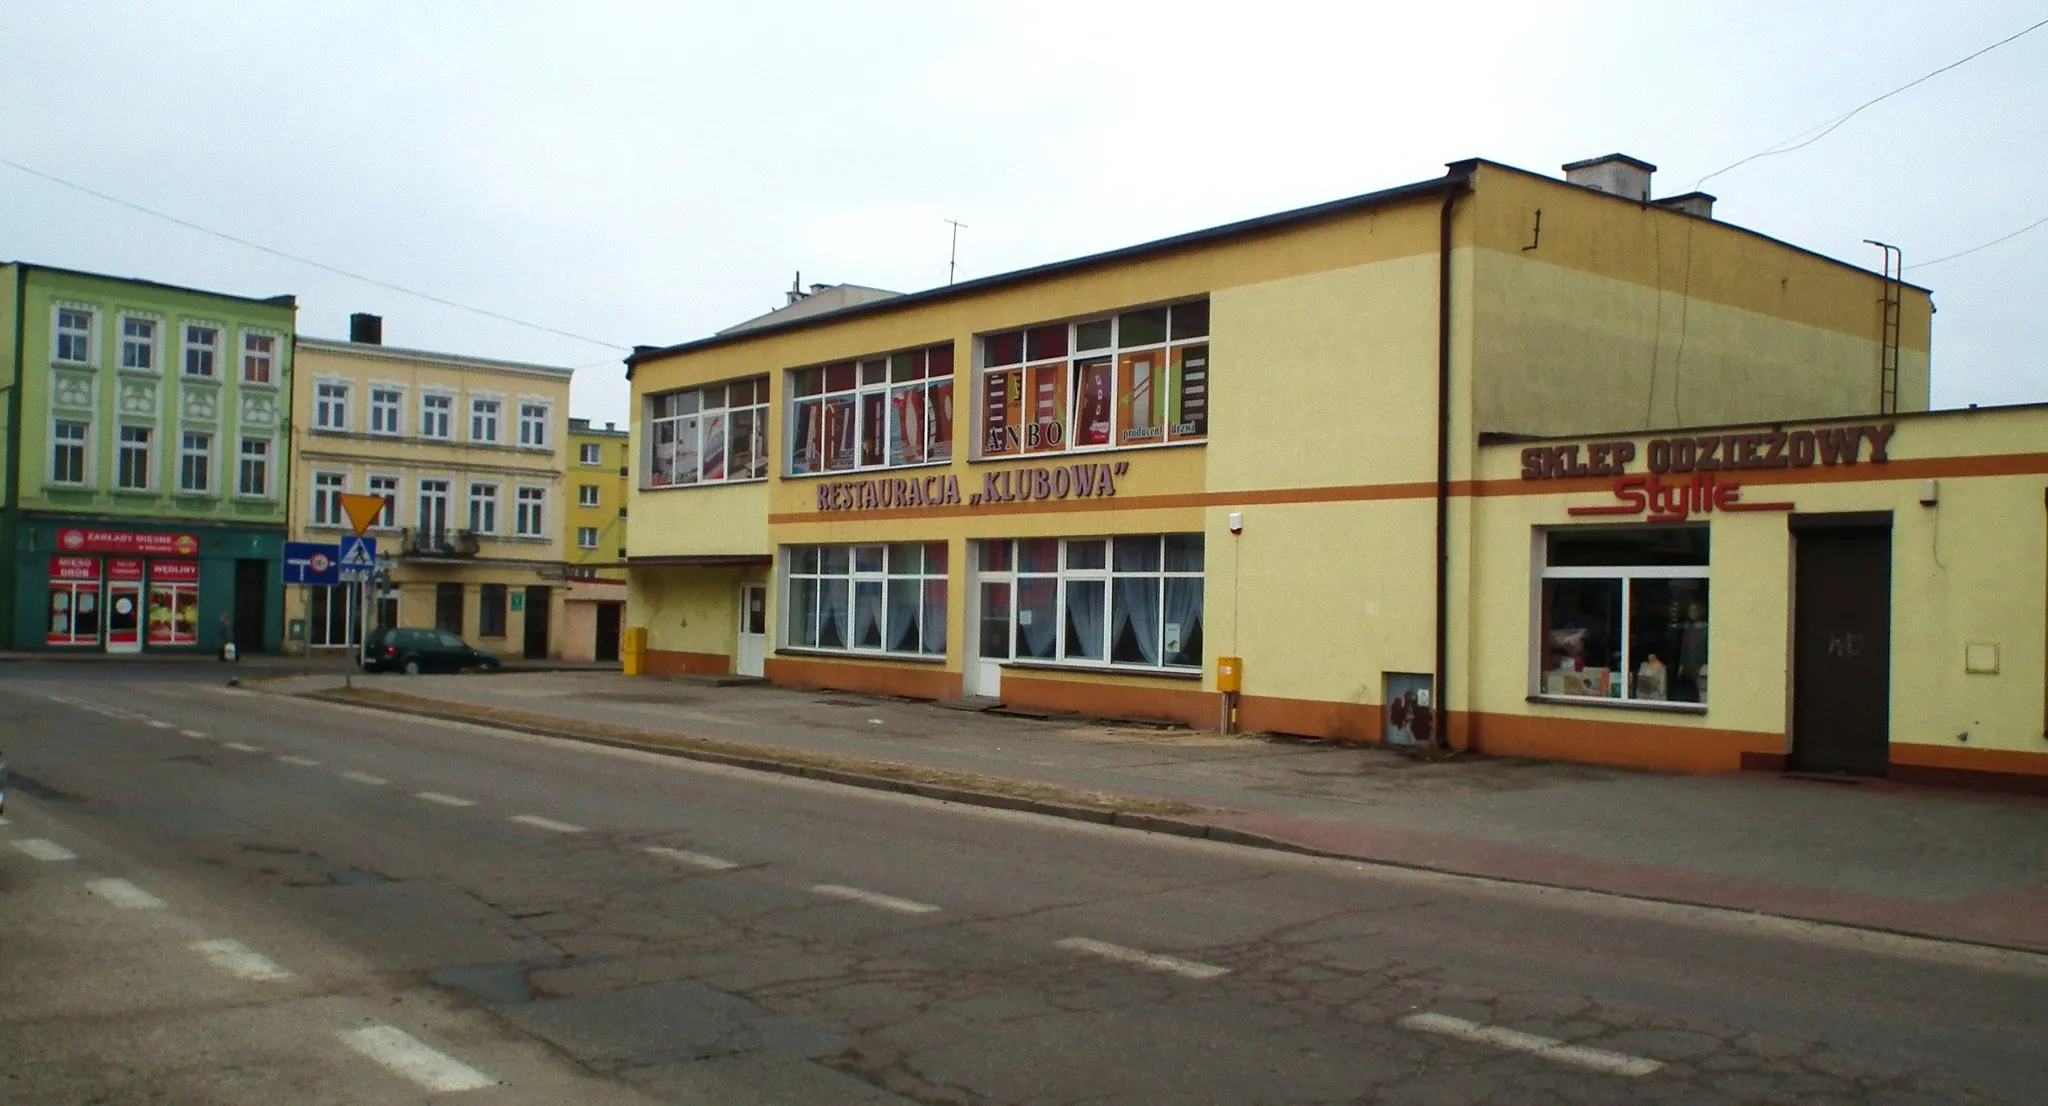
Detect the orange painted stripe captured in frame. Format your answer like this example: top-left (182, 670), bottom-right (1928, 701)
top-left (1469, 450), bottom-right (2048, 499)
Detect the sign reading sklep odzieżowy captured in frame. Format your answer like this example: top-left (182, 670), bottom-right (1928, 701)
top-left (1519, 423), bottom-right (1895, 524)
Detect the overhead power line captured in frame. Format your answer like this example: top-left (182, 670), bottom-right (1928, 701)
top-left (1696, 16), bottom-right (2048, 189)
top-left (0, 156), bottom-right (630, 351)
top-left (1913, 211), bottom-right (2048, 270)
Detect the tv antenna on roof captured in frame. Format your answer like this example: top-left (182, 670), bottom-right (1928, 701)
top-left (944, 219), bottom-right (968, 285)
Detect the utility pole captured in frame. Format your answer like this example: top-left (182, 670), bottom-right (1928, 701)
top-left (944, 219), bottom-right (968, 285)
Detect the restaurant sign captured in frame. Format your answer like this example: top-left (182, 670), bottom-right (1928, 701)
top-left (1520, 423), bottom-right (1894, 524)
top-left (814, 461), bottom-right (1131, 513)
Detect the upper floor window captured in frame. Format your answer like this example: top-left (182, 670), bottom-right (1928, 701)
top-left (468, 482), bottom-right (499, 534)
top-left (979, 299), bottom-right (1207, 458)
top-left (237, 437), bottom-right (271, 496)
top-left (577, 526), bottom-right (599, 549)
top-left (579, 442), bottom-right (601, 465)
top-left (578, 484), bottom-right (600, 507)
top-left (55, 308), bottom-right (92, 363)
top-left (179, 430), bottom-right (212, 493)
top-left (117, 425), bottom-right (153, 490)
top-left (647, 378), bottom-right (769, 487)
top-left (51, 419), bottom-right (88, 484)
top-left (242, 333), bottom-right (276, 384)
top-left (518, 402), bottom-right (550, 448)
top-left (120, 317), bottom-right (157, 371)
top-left (515, 486), bottom-right (546, 537)
top-left (367, 474), bottom-right (399, 527)
top-left (789, 345), bottom-right (953, 476)
top-left (315, 381), bottom-right (350, 430)
top-left (420, 392), bottom-right (453, 439)
top-left (312, 471), bottom-right (348, 525)
top-left (369, 387), bottom-right (403, 435)
top-left (182, 325), bottom-right (218, 378)
top-left (470, 397), bottom-right (501, 444)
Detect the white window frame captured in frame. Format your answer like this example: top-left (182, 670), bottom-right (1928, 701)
top-left (1531, 526), bottom-right (1711, 710)
top-left (577, 484), bottom-right (601, 508)
top-left (514, 486), bottom-right (547, 538)
top-left (579, 442), bottom-right (602, 465)
top-left (417, 478), bottom-right (452, 539)
top-left (974, 535), bottom-right (1204, 671)
top-left (237, 436), bottom-right (273, 498)
top-left (50, 418), bottom-right (91, 486)
top-left (312, 470), bottom-right (350, 526)
top-left (646, 378), bottom-right (770, 488)
top-left (368, 384), bottom-right (404, 436)
top-left (314, 379), bottom-right (351, 432)
top-left (577, 526), bottom-right (599, 550)
top-left (975, 299), bottom-right (1209, 460)
top-left (467, 481), bottom-right (500, 535)
top-left (419, 391), bottom-right (455, 440)
top-left (366, 473), bottom-right (401, 529)
top-left (53, 305), bottom-right (94, 365)
top-left (118, 314), bottom-right (159, 373)
top-left (786, 350), bottom-right (953, 477)
top-left (115, 423), bottom-right (155, 490)
top-left (240, 331), bottom-right (279, 385)
top-left (177, 428), bottom-right (214, 494)
top-left (469, 395), bottom-right (502, 445)
top-left (182, 323), bottom-right (220, 379)
top-left (783, 542), bottom-right (949, 657)
top-left (517, 399), bottom-right (551, 449)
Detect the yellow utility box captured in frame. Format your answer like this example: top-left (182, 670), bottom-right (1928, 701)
top-left (1215, 656), bottom-right (1242, 693)
top-left (621, 627), bottom-right (648, 676)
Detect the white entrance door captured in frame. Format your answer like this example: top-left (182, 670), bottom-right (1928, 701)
top-left (736, 584), bottom-right (767, 677)
top-left (963, 577), bottom-right (1008, 699)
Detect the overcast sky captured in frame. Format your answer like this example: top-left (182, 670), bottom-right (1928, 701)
top-left (5, 2), bottom-right (2045, 424)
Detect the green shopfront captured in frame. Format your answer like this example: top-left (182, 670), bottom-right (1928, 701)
top-left (8, 517), bottom-right (285, 654)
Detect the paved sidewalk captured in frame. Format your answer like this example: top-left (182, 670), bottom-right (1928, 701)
top-left (265, 670), bottom-right (2048, 952)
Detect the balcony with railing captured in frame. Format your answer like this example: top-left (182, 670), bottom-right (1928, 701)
top-left (400, 527), bottom-right (481, 559)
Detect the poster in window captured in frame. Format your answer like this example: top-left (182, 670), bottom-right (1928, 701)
top-left (825, 395), bottom-right (857, 471)
top-left (790, 400), bottom-right (822, 475)
top-left (1119, 352), bottom-right (1164, 444)
top-left (982, 370), bottom-right (1019, 456)
top-left (700, 413), bottom-right (726, 481)
top-left (650, 420), bottom-right (677, 486)
top-left (1172, 344), bottom-right (1208, 439)
top-left (1027, 363), bottom-right (1066, 453)
top-left (672, 415), bottom-right (700, 484)
top-left (889, 384), bottom-right (926, 466)
top-left (928, 379), bottom-right (954, 461)
top-left (859, 391), bottom-right (887, 467)
top-left (1074, 358), bottom-right (1112, 447)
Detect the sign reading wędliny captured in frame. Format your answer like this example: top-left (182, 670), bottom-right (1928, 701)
top-left (813, 461), bottom-right (1132, 513)
top-left (1520, 422), bottom-right (1895, 524)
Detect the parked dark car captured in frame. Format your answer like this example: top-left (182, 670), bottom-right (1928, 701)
top-left (361, 627), bottom-right (501, 675)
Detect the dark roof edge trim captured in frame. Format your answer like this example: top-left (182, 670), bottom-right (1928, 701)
top-left (1477, 399), bottom-right (2048, 446)
top-left (5, 260), bottom-right (298, 309)
top-left (625, 553), bottom-right (774, 567)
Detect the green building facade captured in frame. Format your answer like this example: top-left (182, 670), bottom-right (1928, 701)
top-left (3, 263), bottom-right (296, 653)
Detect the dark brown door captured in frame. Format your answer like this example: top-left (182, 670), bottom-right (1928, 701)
top-left (233, 559), bottom-right (268, 653)
top-left (594, 602), bottom-right (622, 663)
top-left (523, 585), bottom-right (551, 659)
top-left (435, 583), bottom-right (464, 634)
top-left (1791, 523), bottom-right (1892, 775)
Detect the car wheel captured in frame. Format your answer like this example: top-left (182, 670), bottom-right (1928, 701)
top-left (402, 658), bottom-right (423, 676)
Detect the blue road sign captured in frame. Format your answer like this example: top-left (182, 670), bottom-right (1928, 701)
top-left (283, 542), bottom-right (340, 587)
top-left (338, 535), bottom-right (378, 582)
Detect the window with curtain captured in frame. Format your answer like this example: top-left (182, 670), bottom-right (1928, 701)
top-left (979, 299), bottom-right (1208, 459)
top-left (978, 534), bottom-right (1202, 671)
top-left (784, 542), bottom-right (948, 657)
top-left (787, 345), bottom-right (954, 476)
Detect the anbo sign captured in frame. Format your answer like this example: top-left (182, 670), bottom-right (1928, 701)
top-left (1519, 422), bottom-right (1896, 523)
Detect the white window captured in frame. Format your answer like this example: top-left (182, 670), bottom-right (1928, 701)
top-left (369, 387), bottom-right (402, 435)
top-left (518, 401), bottom-right (550, 448)
top-left (420, 392), bottom-right (453, 439)
top-left (54, 308), bottom-right (92, 364)
top-left (178, 430), bottom-right (212, 492)
top-left (577, 526), bottom-right (599, 549)
top-left (470, 397), bottom-right (501, 443)
top-left (120, 317), bottom-right (157, 371)
top-left (315, 381), bottom-right (350, 431)
top-left (784, 542), bottom-right (948, 656)
top-left (312, 471), bottom-right (348, 526)
top-left (237, 437), bottom-right (270, 496)
top-left (648, 377), bottom-right (770, 487)
top-left (969, 535), bottom-right (1204, 669)
top-left (789, 349), bottom-right (953, 475)
top-left (367, 474), bottom-right (400, 528)
top-left (116, 425), bottom-right (153, 490)
top-left (515, 486), bottom-right (546, 537)
top-left (579, 442), bottom-right (601, 465)
top-left (182, 325), bottom-right (218, 378)
top-left (976, 299), bottom-right (1208, 458)
top-left (241, 332), bottom-right (276, 384)
top-left (417, 478), bottom-right (451, 538)
top-left (578, 484), bottom-right (600, 507)
top-left (468, 482), bottom-right (499, 534)
top-left (1536, 527), bottom-right (1710, 707)
top-left (51, 419), bottom-right (88, 484)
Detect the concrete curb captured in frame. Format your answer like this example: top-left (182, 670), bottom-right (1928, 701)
top-left (293, 689), bottom-right (2048, 957)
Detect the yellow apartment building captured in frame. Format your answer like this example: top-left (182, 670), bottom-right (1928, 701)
top-left (561, 416), bottom-right (629, 661)
top-left (618, 154), bottom-right (2043, 791)
top-left (287, 316), bottom-right (574, 658)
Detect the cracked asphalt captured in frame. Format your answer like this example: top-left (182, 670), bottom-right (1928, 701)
top-left (1, 665), bottom-right (2043, 1104)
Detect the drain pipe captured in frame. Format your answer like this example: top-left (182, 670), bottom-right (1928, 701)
top-left (1433, 169), bottom-right (1471, 751)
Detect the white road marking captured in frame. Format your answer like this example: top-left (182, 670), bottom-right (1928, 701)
top-left (146, 720), bottom-right (174, 729)
top-left (337, 771), bottom-right (389, 785)
top-left (644, 846), bottom-right (737, 871)
top-left (190, 938), bottom-right (294, 982)
top-left (416, 791), bottom-right (476, 807)
top-left (278, 755), bottom-right (320, 767)
top-left (222, 741), bottom-right (263, 753)
top-left (508, 814), bottom-right (585, 833)
top-left (179, 729), bottom-right (208, 739)
top-left (1054, 937), bottom-right (1229, 980)
top-left (338, 1025), bottom-right (495, 1092)
top-left (11, 838), bottom-right (78, 862)
top-left (809, 883), bottom-right (940, 915)
top-left (86, 877), bottom-right (166, 909)
top-left (1397, 1012), bottom-right (1664, 1077)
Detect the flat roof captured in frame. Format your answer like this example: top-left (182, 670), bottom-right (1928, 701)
top-left (297, 336), bottom-right (574, 377)
top-left (7, 259), bottom-right (296, 309)
top-left (1477, 399), bottom-right (2048, 445)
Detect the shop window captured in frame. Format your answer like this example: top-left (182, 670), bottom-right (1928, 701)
top-left (784, 541), bottom-right (948, 657)
top-left (146, 563), bottom-right (200, 646)
top-left (979, 299), bottom-right (1207, 459)
top-left (47, 562), bottom-right (102, 646)
top-left (976, 535), bottom-right (1202, 670)
top-left (1537, 527), bottom-right (1709, 706)
top-left (479, 584), bottom-right (507, 638)
top-left (648, 377), bottom-right (770, 487)
top-left (309, 583), bottom-right (362, 648)
top-left (787, 346), bottom-right (953, 476)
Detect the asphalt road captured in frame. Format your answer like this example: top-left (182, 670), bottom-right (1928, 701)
top-left (1, 665), bottom-right (2043, 1104)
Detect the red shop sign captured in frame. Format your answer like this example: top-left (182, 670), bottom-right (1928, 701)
top-left (151, 560), bottom-right (200, 584)
top-left (1566, 472), bottom-right (1793, 524)
top-left (56, 529), bottom-right (200, 558)
top-left (108, 558), bottom-right (145, 582)
top-left (49, 556), bottom-right (100, 582)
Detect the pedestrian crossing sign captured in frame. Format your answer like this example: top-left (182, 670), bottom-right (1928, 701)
top-left (338, 535), bottom-right (377, 582)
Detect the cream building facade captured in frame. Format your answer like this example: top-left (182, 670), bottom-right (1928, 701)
top-left (286, 317), bottom-right (574, 658)
top-left (560, 416), bottom-right (630, 662)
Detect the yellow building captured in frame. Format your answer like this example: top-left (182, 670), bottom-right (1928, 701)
top-left (621, 154), bottom-right (2042, 790)
top-left (560, 416), bottom-right (630, 662)
top-left (287, 316), bottom-right (574, 658)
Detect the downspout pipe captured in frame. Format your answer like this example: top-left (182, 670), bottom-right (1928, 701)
top-left (1433, 168), bottom-right (1473, 750)
top-left (5, 264), bottom-right (24, 515)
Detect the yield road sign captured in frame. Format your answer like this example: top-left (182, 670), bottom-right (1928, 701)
top-left (338, 536), bottom-right (378, 582)
top-left (283, 542), bottom-right (340, 587)
top-left (337, 493), bottom-right (387, 537)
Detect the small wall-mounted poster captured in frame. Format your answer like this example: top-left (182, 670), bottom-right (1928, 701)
top-left (1384, 673), bottom-right (1435, 747)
